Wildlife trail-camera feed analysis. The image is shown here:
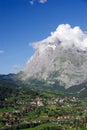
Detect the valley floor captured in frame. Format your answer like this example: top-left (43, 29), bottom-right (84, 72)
top-left (0, 90), bottom-right (87, 130)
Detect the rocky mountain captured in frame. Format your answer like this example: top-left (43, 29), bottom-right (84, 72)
top-left (23, 24), bottom-right (87, 89)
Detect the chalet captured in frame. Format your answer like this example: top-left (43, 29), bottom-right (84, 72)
top-left (37, 100), bottom-right (43, 106)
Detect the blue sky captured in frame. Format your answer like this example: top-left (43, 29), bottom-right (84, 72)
top-left (0, 0), bottom-right (87, 74)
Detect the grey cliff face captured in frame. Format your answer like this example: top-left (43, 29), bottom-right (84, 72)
top-left (23, 24), bottom-right (87, 88)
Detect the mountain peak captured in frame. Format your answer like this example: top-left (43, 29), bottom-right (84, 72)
top-left (23, 24), bottom-right (87, 88)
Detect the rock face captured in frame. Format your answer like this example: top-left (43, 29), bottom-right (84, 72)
top-left (23, 24), bottom-right (87, 88)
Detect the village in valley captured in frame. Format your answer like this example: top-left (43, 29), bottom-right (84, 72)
top-left (0, 89), bottom-right (87, 130)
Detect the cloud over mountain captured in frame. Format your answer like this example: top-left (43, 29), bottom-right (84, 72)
top-left (33, 24), bottom-right (87, 52)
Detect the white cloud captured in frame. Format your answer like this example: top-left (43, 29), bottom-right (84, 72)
top-left (50, 24), bottom-right (87, 50)
top-left (0, 50), bottom-right (4, 54)
top-left (29, 0), bottom-right (35, 5)
top-left (13, 64), bottom-right (21, 73)
top-left (39, 0), bottom-right (47, 4)
top-left (33, 24), bottom-right (87, 53)
top-left (29, 0), bottom-right (47, 5)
